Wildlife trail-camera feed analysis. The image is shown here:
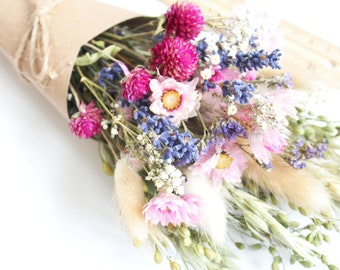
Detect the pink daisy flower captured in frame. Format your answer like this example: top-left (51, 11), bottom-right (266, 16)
top-left (165, 0), bottom-right (204, 40)
top-left (265, 88), bottom-right (301, 120)
top-left (249, 127), bottom-right (289, 165)
top-left (236, 105), bottom-right (288, 165)
top-left (189, 141), bottom-right (247, 189)
top-left (236, 87), bottom-right (300, 165)
top-left (148, 77), bottom-right (201, 126)
top-left (121, 67), bottom-right (152, 102)
top-left (142, 192), bottom-right (201, 227)
top-left (181, 194), bottom-right (202, 225)
top-left (69, 101), bottom-right (103, 139)
top-left (149, 37), bottom-right (198, 82)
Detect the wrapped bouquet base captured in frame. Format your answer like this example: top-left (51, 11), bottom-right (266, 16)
top-left (1, 0), bottom-right (340, 269)
top-left (0, 0), bottom-right (138, 118)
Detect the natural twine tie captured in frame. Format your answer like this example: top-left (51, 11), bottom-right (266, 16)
top-left (14, 0), bottom-right (61, 86)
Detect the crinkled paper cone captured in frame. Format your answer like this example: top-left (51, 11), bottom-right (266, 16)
top-left (0, 0), bottom-right (139, 119)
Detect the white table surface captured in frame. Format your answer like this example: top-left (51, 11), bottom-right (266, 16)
top-left (0, 1), bottom-right (339, 269)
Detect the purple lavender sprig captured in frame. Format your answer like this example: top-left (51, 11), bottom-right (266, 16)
top-left (234, 49), bottom-right (282, 73)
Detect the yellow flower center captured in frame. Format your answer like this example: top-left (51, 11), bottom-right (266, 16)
top-left (216, 152), bottom-right (233, 169)
top-left (162, 89), bottom-right (181, 111)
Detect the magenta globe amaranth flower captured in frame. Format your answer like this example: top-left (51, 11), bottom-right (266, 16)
top-left (69, 101), bottom-right (103, 139)
top-left (165, 0), bottom-right (204, 40)
top-left (122, 67), bottom-right (152, 102)
top-left (149, 37), bottom-right (199, 82)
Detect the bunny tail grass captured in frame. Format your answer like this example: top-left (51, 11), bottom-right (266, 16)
top-left (113, 158), bottom-right (149, 243)
top-left (243, 155), bottom-right (333, 214)
top-left (184, 169), bottom-right (228, 244)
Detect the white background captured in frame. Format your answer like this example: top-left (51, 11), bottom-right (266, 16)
top-left (0, 0), bottom-right (339, 269)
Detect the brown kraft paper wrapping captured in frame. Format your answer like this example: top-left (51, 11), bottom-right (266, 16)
top-left (0, 0), bottom-right (139, 119)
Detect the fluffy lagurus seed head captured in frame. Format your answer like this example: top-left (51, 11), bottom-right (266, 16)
top-left (149, 37), bottom-right (199, 82)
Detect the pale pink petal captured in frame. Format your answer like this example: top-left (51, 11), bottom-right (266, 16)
top-left (148, 77), bottom-right (201, 126)
top-left (143, 192), bottom-right (201, 227)
top-left (189, 141), bottom-right (247, 189)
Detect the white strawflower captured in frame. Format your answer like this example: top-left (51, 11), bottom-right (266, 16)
top-left (228, 104), bottom-right (238, 115)
top-left (210, 54), bottom-right (220, 65)
top-left (200, 68), bottom-right (213, 80)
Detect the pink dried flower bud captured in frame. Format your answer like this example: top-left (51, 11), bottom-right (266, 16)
top-left (150, 37), bottom-right (198, 82)
top-left (143, 192), bottom-right (201, 227)
top-left (165, 0), bottom-right (204, 40)
top-left (69, 101), bottom-right (103, 139)
top-left (122, 67), bottom-right (152, 102)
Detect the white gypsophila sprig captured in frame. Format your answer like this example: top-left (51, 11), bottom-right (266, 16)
top-left (252, 94), bottom-right (286, 131)
top-left (101, 118), bottom-right (119, 137)
top-left (200, 68), bottom-right (213, 80)
top-left (210, 53), bottom-right (220, 66)
top-left (138, 135), bottom-right (186, 195)
top-left (100, 102), bottom-right (125, 138)
top-left (194, 31), bottom-right (222, 64)
top-left (205, 40), bottom-right (219, 54)
top-left (146, 163), bottom-right (186, 195)
top-left (224, 95), bottom-right (238, 116)
top-left (101, 119), bottom-right (110, 130)
top-left (110, 125), bottom-right (119, 137)
top-left (219, 11), bottom-right (258, 57)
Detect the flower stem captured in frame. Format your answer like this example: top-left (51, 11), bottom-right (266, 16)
top-left (76, 66), bottom-right (114, 117)
top-left (101, 130), bottom-right (119, 162)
